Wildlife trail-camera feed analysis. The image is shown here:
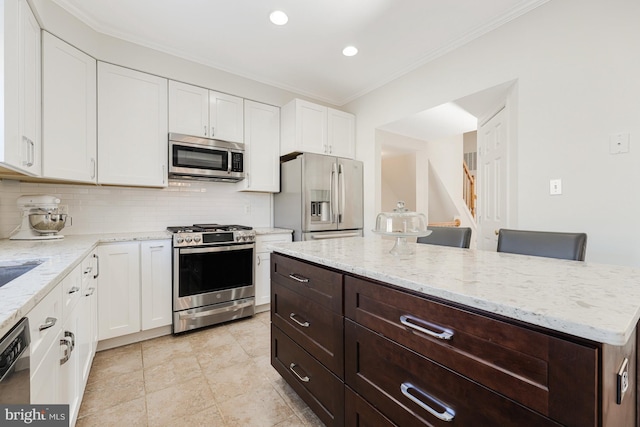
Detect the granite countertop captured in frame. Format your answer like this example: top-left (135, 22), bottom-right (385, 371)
top-left (0, 231), bottom-right (171, 338)
top-left (269, 237), bottom-right (640, 346)
top-left (254, 227), bottom-right (293, 235)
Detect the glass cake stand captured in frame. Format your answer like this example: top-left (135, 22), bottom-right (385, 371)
top-left (372, 201), bottom-right (431, 257)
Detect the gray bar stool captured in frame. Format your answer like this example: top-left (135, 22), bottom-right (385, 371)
top-left (417, 226), bottom-right (472, 249)
top-left (496, 229), bottom-right (587, 261)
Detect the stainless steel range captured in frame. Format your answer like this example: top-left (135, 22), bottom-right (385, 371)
top-left (168, 224), bottom-right (256, 333)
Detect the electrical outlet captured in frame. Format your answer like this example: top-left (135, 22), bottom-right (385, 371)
top-left (617, 357), bottom-right (629, 404)
top-left (609, 133), bottom-right (630, 154)
top-left (549, 179), bottom-right (562, 195)
top-left (244, 204), bottom-right (251, 214)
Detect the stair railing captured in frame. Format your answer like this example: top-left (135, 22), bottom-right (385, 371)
top-left (462, 161), bottom-right (476, 218)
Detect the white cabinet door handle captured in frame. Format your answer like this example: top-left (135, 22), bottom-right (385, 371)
top-left (39, 317), bottom-right (57, 331)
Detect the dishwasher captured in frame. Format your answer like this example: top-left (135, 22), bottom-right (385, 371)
top-left (0, 318), bottom-right (31, 404)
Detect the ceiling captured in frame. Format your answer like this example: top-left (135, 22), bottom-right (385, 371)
top-left (52, 0), bottom-right (548, 106)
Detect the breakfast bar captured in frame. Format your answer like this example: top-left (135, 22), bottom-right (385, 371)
top-left (269, 237), bottom-right (640, 426)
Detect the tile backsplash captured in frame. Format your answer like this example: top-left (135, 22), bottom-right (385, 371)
top-left (0, 179), bottom-right (272, 238)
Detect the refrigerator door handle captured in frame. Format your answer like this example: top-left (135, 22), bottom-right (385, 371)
top-left (338, 163), bottom-right (345, 223)
top-left (331, 163), bottom-right (338, 223)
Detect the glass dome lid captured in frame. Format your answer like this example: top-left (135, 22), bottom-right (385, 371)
top-left (373, 201), bottom-right (429, 236)
top-left (373, 201), bottom-right (431, 258)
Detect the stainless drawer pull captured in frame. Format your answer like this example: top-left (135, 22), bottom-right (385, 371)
top-left (65, 331), bottom-right (75, 350)
top-left (289, 363), bottom-right (310, 383)
top-left (288, 273), bottom-right (309, 283)
top-left (39, 317), bottom-right (57, 331)
top-left (289, 313), bottom-right (310, 328)
top-left (400, 314), bottom-right (454, 341)
top-left (93, 254), bottom-right (100, 279)
top-left (85, 287), bottom-right (96, 297)
top-left (60, 338), bottom-right (72, 365)
top-left (84, 266), bottom-right (93, 275)
top-left (68, 286), bottom-right (80, 294)
top-left (401, 382), bottom-right (455, 422)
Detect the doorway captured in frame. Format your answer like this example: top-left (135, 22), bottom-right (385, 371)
top-left (376, 80), bottom-right (518, 250)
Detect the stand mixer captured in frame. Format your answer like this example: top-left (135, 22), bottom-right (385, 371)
top-left (10, 195), bottom-right (70, 240)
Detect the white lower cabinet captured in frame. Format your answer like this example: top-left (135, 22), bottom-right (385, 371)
top-left (140, 241), bottom-right (172, 330)
top-left (29, 252), bottom-right (98, 426)
top-left (98, 240), bottom-right (172, 341)
top-left (97, 243), bottom-right (141, 339)
top-left (29, 283), bottom-right (62, 405)
top-left (59, 296), bottom-right (81, 425)
top-left (255, 232), bottom-right (292, 308)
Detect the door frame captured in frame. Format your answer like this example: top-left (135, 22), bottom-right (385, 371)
top-left (476, 85), bottom-right (518, 250)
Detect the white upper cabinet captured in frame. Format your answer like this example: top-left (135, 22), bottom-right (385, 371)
top-left (209, 91), bottom-right (244, 143)
top-left (169, 80), bottom-right (244, 143)
top-left (168, 81), bottom-right (209, 137)
top-left (98, 62), bottom-right (168, 187)
top-left (327, 108), bottom-right (355, 159)
top-left (281, 99), bottom-right (326, 156)
top-left (281, 98), bottom-right (355, 159)
top-left (42, 32), bottom-right (97, 183)
top-left (239, 100), bottom-right (280, 192)
top-left (1, 0), bottom-right (42, 176)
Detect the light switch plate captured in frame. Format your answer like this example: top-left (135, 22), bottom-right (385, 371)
top-left (549, 179), bottom-right (562, 195)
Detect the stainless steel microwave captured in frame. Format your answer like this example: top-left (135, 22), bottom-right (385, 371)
top-left (168, 133), bottom-right (244, 182)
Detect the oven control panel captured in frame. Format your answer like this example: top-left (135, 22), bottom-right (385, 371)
top-left (173, 231), bottom-right (255, 247)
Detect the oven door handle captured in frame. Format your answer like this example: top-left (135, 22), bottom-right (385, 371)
top-left (179, 244), bottom-right (254, 254)
top-left (178, 300), bottom-right (254, 319)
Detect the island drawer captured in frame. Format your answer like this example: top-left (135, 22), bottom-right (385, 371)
top-left (345, 387), bottom-right (396, 427)
top-left (271, 253), bottom-right (343, 313)
top-left (271, 324), bottom-right (344, 427)
top-left (344, 275), bottom-right (598, 427)
top-left (345, 320), bottom-right (562, 427)
top-left (272, 281), bottom-right (344, 377)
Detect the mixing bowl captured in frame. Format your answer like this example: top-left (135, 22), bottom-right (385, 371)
top-left (29, 213), bottom-right (68, 234)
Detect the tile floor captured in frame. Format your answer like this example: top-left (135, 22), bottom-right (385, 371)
top-left (76, 311), bottom-right (324, 427)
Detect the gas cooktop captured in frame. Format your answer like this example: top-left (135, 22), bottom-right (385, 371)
top-left (167, 224), bottom-right (253, 233)
top-left (167, 224), bottom-right (255, 247)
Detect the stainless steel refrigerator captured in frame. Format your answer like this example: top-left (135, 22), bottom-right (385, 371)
top-left (275, 153), bottom-right (363, 241)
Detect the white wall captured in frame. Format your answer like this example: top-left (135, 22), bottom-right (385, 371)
top-left (347, 0), bottom-right (640, 266)
top-left (381, 154), bottom-right (416, 212)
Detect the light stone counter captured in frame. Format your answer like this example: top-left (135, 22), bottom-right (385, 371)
top-left (0, 231), bottom-right (171, 338)
top-left (254, 227), bottom-right (293, 235)
top-left (269, 237), bottom-right (640, 346)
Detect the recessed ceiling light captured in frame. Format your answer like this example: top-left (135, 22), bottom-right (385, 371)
top-left (342, 46), bottom-right (358, 57)
top-left (269, 11), bottom-right (288, 26)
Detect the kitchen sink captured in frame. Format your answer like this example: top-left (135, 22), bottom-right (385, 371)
top-left (0, 261), bottom-right (43, 288)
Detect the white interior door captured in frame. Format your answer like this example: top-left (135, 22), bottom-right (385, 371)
top-left (477, 107), bottom-right (508, 250)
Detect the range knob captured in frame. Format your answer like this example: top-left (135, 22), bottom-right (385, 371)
top-left (236, 236), bottom-right (242, 242)
top-left (176, 237), bottom-right (184, 244)
top-left (194, 235), bottom-right (201, 243)
top-left (185, 236), bottom-right (193, 243)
